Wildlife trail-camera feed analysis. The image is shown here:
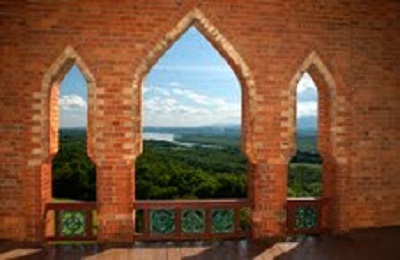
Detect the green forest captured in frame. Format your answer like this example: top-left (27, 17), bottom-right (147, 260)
top-left (52, 128), bottom-right (322, 201)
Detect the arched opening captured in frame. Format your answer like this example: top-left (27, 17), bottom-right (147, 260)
top-left (286, 52), bottom-right (337, 234)
top-left (288, 73), bottom-right (322, 198)
top-left (136, 27), bottom-right (246, 200)
top-left (133, 9), bottom-right (256, 240)
top-left (132, 9), bottom-right (256, 162)
top-left (51, 65), bottom-right (96, 201)
top-left (40, 47), bottom-right (98, 240)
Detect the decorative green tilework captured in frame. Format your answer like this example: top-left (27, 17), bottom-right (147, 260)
top-left (295, 206), bottom-right (318, 229)
top-left (182, 209), bottom-right (205, 234)
top-left (150, 209), bottom-right (175, 234)
top-left (60, 210), bottom-right (86, 237)
top-left (211, 209), bottom-right (234, 233)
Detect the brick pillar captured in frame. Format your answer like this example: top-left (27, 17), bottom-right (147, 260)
top-left (321, 154), bottom-right (336, 232)
top-left (0, 164), bottom-right (43, 242)
top-left (310, 63), bottom-right (350, 234)
top-left (250, 159), bottom-right (287, 240)
top-left (97, 163), bottom-right (134, 243)
top-left (18, 162), bottom-right (51, 243)
top-left (41, 161), bottom-right (53, 240)
top-left (330, 158), bottom-right (351, 234)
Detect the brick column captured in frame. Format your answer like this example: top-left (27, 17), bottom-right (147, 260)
top-left (250, 159), bottom-right (287, 240)
top-left (0, 164), bottom-right (46, 243)
top-left (321, 154), bottom-right (336, 232)
top-left (97, 163), bottom-right (135, 243)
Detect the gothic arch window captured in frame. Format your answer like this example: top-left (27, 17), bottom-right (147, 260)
top-left (136, 26), bottom-right (247, 200)
top-left (287, 51), bottom-right (338, 204)
top-left (42, 46), bottom-right (96, 201)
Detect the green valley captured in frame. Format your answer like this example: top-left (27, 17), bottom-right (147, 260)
top-left (52, 127), bottom-right (322, 201)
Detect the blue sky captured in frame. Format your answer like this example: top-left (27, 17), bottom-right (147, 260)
top-left (58, 27), bottom-right (317, 128)
top-left (59, 65), bottom-right (88, 128)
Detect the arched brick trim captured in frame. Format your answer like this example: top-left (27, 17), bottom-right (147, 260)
top-left (132, 8), bottom-right (256, 163)
top-left (39, 46), bottom-right (96, 162)
top-left (286, 51), bottom-right (337, 159)
top-left (285, 51), bottom-right (342, 232)
top-left (27, 46), bottom-right (97, 241)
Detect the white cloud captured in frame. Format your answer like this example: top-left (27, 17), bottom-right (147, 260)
top-left (144, 85), bottom-right (171, 97)
top-left (172, 88), bottom-right (210, 105)
top-left (59, 94), bottom-right (87, 111)
top-left (143, 83), bottom-right (241, 127)
top-left (145, 96), bottom-right (179, 114)
top-left (297, 73), bottom-right (315, 93)
top-left (297, 101), bottom-right (317, 118)
top-left (296, 73), bottom-right (318, 118)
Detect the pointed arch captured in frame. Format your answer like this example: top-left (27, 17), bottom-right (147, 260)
top-left (28, 46), bottom-right (99, 238)
top-left (43, 46), bottom-right (95, 86)
top-left (40, 45), bottom-right (97, 161)
top-left (286, 51), bottom-right (340, 232)
top-left (132, 8), bottom-right (256, 162)
top-left (287, 51), bottom-right (337, 159)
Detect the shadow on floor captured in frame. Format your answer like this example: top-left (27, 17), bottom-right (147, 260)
top-left (1, 227), bottom-right (400, 259)
top-left (274, 227), bottom-right (400, 260)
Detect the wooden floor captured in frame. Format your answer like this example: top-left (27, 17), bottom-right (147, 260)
top-left (1, 227), bottom-right (400, 259)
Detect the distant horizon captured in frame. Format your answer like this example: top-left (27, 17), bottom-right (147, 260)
top-left (59, 124), bottom-right (317, 130)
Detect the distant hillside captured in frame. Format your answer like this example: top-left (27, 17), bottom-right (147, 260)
top-left (144, 125), bottom-right (240, 136)
top-left (297, 116), bottom-right (317, 130)
top-left (62, 119), bottom-right (317, 142)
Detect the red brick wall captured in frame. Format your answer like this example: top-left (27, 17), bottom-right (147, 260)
top-left (0, 0), bottom-right (399, 242)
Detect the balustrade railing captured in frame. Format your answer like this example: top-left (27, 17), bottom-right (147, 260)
top-left (134, 199), bottom-right (251, 241)
top-left (43, 198), bottom-right (326, 242)
top-left (44, 202), bottom-right (97, 242)
top-left (286, 197), bottom-right (326, 234)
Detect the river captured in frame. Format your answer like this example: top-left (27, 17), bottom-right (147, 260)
top-left (143, 132), bottom-right (220, 149)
